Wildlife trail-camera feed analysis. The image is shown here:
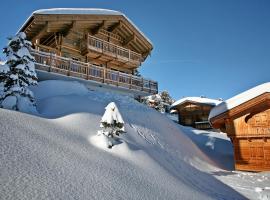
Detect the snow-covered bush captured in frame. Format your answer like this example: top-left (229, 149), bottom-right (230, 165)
top-left (142, 90), bottom-right (175, 113)
top-left (98, 102), bottom-right (125, 148)
top-left (0, 32), bottom-right (38, 113)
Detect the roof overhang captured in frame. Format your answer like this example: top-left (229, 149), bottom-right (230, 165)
top-left (18, 8), bottom-right (153, 58)
top-left (210, 92), bottom-right (270, 129)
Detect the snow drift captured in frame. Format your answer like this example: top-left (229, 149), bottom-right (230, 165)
top-left (1, 80), bottom-right (269, 200)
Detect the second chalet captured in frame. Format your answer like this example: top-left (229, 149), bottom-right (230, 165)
top-left (171, 97), bottom-right (222, 129)
top-left (19, 8), bottom-right (158, 97)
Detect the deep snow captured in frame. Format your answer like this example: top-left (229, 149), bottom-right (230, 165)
top-left (0, 80), bottom-right (269, 200)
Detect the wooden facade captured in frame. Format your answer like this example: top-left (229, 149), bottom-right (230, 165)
top-left (171, 98), bottom-right (220, 129)
top-left (210, 92), bottom-right (270, 171)
top-left (19, 9), bottom-right (158, 94)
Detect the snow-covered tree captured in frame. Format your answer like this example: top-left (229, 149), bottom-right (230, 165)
top-left (98, 102), bottom-right (125, 148)
top-left (142, 90), bottom-right (175, 113)
top-left (0, 32), bottom-right (38, 113)
top-left (160, 90), bottom-right (174, 105)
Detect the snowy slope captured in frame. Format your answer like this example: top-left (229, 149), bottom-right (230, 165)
top-left (1, 80), bottom-right (269, 200)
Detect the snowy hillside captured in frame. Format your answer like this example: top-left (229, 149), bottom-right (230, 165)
top-left (1, 80), bottom-right (270, 200)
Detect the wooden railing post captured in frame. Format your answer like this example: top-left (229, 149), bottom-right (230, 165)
top-left (103, 68), bottom-right (106, 83)
top-left (49, 52), bottom-right (53, 72)
top-left (129, 74), bottom-right (132, 89)
top-left (117, 71), bottom-right (120, 86)
top-left (86, 63), bottom-right (89, 80)
top-left (68, 59), bottom-right (71, 76)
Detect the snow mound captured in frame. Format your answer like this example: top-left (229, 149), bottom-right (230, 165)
top-left (30, 80), bottom-right (89, 100)
top-left (1, 80), bottom-right (267, 200)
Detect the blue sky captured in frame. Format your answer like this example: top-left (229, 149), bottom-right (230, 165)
top-left (0, 0), bottom-right (269, 100)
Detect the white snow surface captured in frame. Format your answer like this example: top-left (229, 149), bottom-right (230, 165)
top-left (209, 82), bottom-right (270, 119)
top-left (171, 96), bottom-right (222, 108)
top-left (34, 8), bottom-right (122, 15)
top-left (20, 8), bottom-right (152, 45)
top-left (1, 80), bottom-right (269, 200)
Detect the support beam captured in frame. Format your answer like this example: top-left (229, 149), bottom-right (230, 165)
top-left (123, 34), bottom-right (135, 47)
top-left (31, 21), bottom-right (48, 41)
top-left (108, 21), bottom-right (121, 33)
top-left (63, 21), bottom-right (77, 37)
top-left (91, 20), bottom-right (106, 35)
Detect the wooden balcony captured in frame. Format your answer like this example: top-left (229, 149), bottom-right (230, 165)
top-left (31, 49), bottom-right (158, 94)
top-left (83, 35), bottom-right (143, 67)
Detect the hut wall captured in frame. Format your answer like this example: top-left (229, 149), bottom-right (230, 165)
top-left (228, 108), bottom-right (270, 171)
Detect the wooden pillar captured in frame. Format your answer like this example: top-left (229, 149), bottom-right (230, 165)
top-left (103, 68), bottom-right (106, 83)
top-left (86, 63), bottom-right (89, 80)
top-left (117, 71), bottom-right (120, 86)
top-left (35, 39), bottom-right (40, 50)
top-left (68, 59), bottom-right (71, 76)
top-left (49, 52), bottom-right (53, 72)
top-left (129, 74), bottom-right (132, 89)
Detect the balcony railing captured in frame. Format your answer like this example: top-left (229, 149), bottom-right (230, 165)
top-left (87, 35), bottom-right (142, 63)
top-left (31, 49), bottom-right (158, 94)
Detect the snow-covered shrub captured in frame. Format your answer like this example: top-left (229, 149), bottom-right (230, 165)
top-left (98, 102), bottom-right (125, 148)
top-left (142, 90), bottom-right (175, 113)
top-left (0, 32), bottom-right (38, 113)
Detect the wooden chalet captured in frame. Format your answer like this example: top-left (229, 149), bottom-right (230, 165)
top-left (18, 8), bottom-right (158, 96)
top-left (209, 83), bottom-right (270, 171)
top-left (171, 97), bottom-right (221, 129)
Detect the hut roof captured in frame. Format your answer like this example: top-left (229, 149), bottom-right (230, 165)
top-left (209, 82), bottom-right (270, 119)
top-left (171, 97), bottom-right (221, 108)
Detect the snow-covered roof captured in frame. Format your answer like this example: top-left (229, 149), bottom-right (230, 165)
top-left (171, 97), bottom-right (221, 108)
top-left (33, 8), bottom-right (122, 15)
top-left (209, 82), bottom-right (270, 119)
top-left (19, 8), bottom-right (152, 45)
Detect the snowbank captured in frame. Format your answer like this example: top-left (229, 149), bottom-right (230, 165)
top-left (30, 80), bottom-right (89, 100)
top-left (1, 80), bottom-right (269, 200)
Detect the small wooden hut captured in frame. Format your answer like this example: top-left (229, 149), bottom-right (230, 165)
top-left (18, 8), bottom-right (158, 96)
top-left (209, 83), bottom-right (270, 171)
top-left (171, 97), bottom-right (221, 129)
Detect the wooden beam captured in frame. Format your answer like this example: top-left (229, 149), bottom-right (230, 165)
top-left (91, 20), bottom-right (106, 35)
top-left (31, 21), bottom-right (48, 41)
top-left (123, 34), bottom-right (135, 47)
top-left (63, 21), bottom-right (77, 37)
top-left (108, 21), bottom-right (121, 33)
